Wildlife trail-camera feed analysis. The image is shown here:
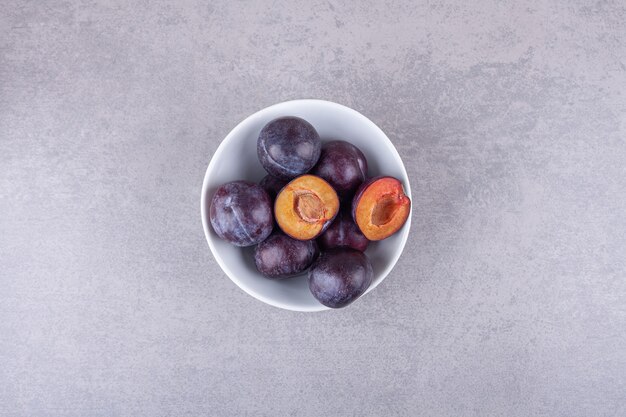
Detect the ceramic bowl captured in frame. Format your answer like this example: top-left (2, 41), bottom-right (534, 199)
top-left (201, 99), bottom-right (411, 311)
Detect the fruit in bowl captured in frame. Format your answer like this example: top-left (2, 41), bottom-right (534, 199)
top-left (254, 232), bottom-right (319, 279)
top-left (257, 116), bottom-right (321, 179)
top-left (352, 176), bottom-right (411, 241)
top-left (318, 208), bottom-right (369, 252)
top-left (201, 100), bottom-right (412, 311)
top-left (309, 248), bottom-right (373, 308)
top-left (208, 114), bottom-right (410, 308)
top-left (209, 181), bottom-right (273, 247)
top-left (274, 174), bottom-right (339, 241)
top-left (259, 174), bottom-right (288, 201)
top-left (312, 140), bottom-right (368, 198)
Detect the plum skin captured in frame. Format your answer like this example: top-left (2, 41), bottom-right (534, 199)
top-left (318, 209), bottom-right (369, 252)
top-left (257, 116), bottom-right (321, 179)
top-left (308, 248), bottom-right (373, 308)
top-left (259, 174), bottom-right (288, 201)
top-left (209, 181), bottom-right (273, 247)
top-left (312, 140), bottom-right (368, 196)
top-left (254, 233), bottom-right (319, 279)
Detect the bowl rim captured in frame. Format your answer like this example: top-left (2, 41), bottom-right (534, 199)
top-left (201, 99), bottom-right (412, 312)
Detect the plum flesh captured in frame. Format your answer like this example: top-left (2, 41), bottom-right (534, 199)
top-left (274, 175), bottom-right (339, 241)
top-left (352, 176), bottom-right (411, 241)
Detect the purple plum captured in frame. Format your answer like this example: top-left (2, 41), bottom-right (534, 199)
top-left (209, 181), bottom-right (273, 247)
top-left (257, 117), bottom-right (321, 179)
top-left (311, 140), bottom-right (368, 197)
top-left (259, 174), bottom-right (288, 201)
top-left (254, 233), bottom-right (319, 279)
top-left (318, 209), bottom-right (369, 252)
top-left (308, 248), bottom-right (373, 308)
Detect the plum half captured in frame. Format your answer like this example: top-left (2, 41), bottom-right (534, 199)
top-left (352, 176), bottom-right (411, 241)
top-left (275, 175), bottom-right (339, 241)
top-left (308, 248), bottom-right (373, 308)
top-left (311, 140), bottom-right (368, 197)
top-left (209, 181), bottom-right (273, 247)
top-left (254, 233), bottom-right (319, 279)
top-left (318, 209), bottom-right (369, 252)
top-left (257, 116), bottom-right (321, 179)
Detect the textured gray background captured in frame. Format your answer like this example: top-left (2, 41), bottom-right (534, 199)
top-left (1, 1), bottom-right (625, 416)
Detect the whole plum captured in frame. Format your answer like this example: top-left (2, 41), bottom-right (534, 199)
top-left (311, 140), bottom-right (368, 196)
top-left (209, 181), bottom-right (273, 247)
top-left (318, 209), bottom-right (369, 252)
top-left (308, 248), bottom-right (373, 308)
top-left (254, 233), bottom-right (319, 279)
top-left (259, 174), bottom-right (288, 201)
top-left (257, 117), bottom-right (321, 179)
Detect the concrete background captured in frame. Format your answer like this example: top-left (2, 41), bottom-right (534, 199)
top-left (1, 1), bottom-right (625, 416)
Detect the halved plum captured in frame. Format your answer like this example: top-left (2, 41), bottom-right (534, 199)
top-left (275, 174), bottom-right (339, 241)
top-left (352, 176), bottom-right (411, 241)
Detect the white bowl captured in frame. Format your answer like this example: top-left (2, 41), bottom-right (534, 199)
top-left (201, 99), bottom-right (411, 312)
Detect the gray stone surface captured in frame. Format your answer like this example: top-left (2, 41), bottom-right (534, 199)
top-left (1, 0), bottom-right (625, 415)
